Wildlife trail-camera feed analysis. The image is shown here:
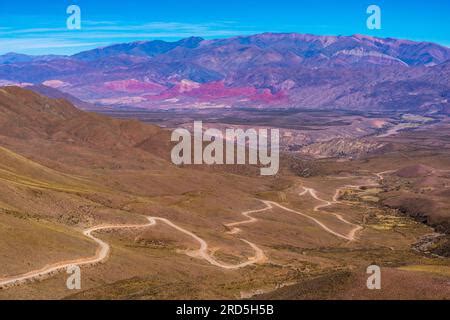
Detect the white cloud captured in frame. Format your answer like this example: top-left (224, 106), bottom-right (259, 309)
top-left (0, 20), bottom-right (258, 55)
top-left (0, 38), bottom-right (102, 50)
top-left (1, 20), bottom-right (254, 36)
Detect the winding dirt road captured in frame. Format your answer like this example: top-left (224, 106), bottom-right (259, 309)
top-left (225, 203), bottom-right (275, 235)
top-left (0, 170), bottom-right (393, 290)
top-left (0, 218), bottom-right (157, 289)
top-left (152, 217), bottom-right (267, 270)
top-left (299, 187), bottom-right (362, 241)
top-left (225, 185), bottom-right (364, 242)
top-left (0, 216), bottom-right (267, 289)
top-left (295, 170), bottom-right (395, 241)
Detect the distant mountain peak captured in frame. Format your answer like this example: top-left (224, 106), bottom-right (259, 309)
top-left (72, 36), bottom-right (205, 61)
top-left (1, 32), bottom-right (449, 114)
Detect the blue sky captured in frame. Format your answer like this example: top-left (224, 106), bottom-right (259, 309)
top-left (0, 0), bottom-right (449, 55)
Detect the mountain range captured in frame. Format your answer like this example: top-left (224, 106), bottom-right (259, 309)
top-left (1, 59), bottom-right (450, 300)
top-left (1, 33), bottom-right (449, 114)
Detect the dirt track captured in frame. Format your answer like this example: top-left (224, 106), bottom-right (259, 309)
top-left (0, 171), bottom-right (390, 289)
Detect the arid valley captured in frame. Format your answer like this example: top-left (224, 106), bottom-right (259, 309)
top-left (0, 17), bottom-right (449, 301)
top-left (0, 84), bottom-right (449, 299)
